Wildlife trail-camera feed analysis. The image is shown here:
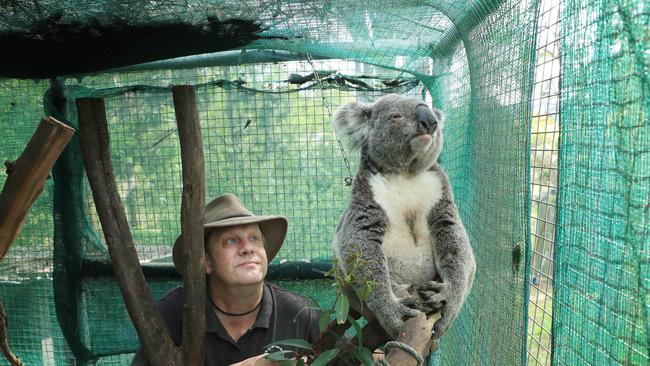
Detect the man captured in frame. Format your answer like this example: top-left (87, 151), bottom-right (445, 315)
top-left (132, 194), bottom-right (320, 365)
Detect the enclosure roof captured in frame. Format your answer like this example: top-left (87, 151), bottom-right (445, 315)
top-left (0, 0), bottom-right (501, 78)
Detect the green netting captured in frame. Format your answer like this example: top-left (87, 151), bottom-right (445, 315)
top-left (552, 0), bottom-right (649, 365)
top-left (0, 0), bottom-right (648, 365)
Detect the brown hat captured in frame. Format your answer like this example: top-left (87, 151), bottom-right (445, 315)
top-left (172, 193), bottom-right (288, 271)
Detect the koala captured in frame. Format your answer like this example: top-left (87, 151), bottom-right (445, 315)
top-left (332, 94), bottom-right (476, 340)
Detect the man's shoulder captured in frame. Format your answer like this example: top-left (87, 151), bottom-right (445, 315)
top-left (157, 286), bottom-right (185, 307)
top-left (266, 282), bottom-right (317, 311)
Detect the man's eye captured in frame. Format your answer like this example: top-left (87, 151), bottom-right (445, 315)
top-left (226, 238), bottom-right (238, 245)
top-left (249, 235), bottom-right (259, 242)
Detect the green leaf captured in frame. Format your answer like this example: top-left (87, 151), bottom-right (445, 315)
top-left (296, 359), bottom-right (305, 366)
top-left (265, 351), bottom-right (293, 361)
top-left (279, 360), bottom-right (297, 366)
top-left (266, 339), bottom-right (314, 351)
top-left (359, 282), bottom-right (373, 301)
top-left (353, 347), bottom-right (375, 366)
top-left (348, 316), bottom-right (363, 347)
top-left (319, 311), bottom-right (332, 332)
top-left (352, 347), bottom-right (375, 366)
top-left (311, 349), bottom-right (341, 366)
top-left (335, 294), bottom-right (349, 324)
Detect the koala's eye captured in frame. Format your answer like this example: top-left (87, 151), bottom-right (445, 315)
top-left (391, 113), bottom-right (403, 119)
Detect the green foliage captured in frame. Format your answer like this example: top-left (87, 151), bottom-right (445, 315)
top-left (310, 349), bottom-right (340, 366)
top-left (267, 339), bottom-right (314, 351)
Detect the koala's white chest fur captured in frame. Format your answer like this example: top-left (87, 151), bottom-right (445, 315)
top-left (369, 171), bottom-right (442, 289)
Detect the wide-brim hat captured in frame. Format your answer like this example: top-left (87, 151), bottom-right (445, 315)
top-left (172, 193), bottom-right (288, 272)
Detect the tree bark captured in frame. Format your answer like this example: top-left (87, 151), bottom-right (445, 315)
top-left (0, 301), bottom-right (23, 366)
top-left (384, 312), bottom-right (441, 366)
top-left (76, 98), bottom-right (181, 365)
top-left (0, 116), bottom-right (74, 259)
top-left (172, 85), bottom-right (206, 366)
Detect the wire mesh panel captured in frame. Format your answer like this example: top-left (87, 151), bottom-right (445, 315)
top-left (0, 79), bottom-right (75, 365)
top-left (67, 60), bottom-right (423, 265)
top-left (553, 0), bottom-right (649, 365)
top-left (426, 0), bottom-right (540, 364)
top-left (527, 0), bottom-right (561, 364)
top-left (59, 59), bottom-right (426, 363)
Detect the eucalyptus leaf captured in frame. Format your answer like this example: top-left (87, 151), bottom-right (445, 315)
top-left (266, 339), bottom-right (314, 351)
top-left (265, 351), bottom-right (293, 361)
top-left (319, 311), bottom-right (332, 332)
top-left (348, 316), bottom-right (363, 346)
top-left (353, 347), bottom-right (375, 366)
top-left (335, 294), bottom-right (349, 324)
top-left (311, 349), bottom-right (341, 366)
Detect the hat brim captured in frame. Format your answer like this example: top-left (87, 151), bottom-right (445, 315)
top-left (173, 215), bottom-right (288, 273)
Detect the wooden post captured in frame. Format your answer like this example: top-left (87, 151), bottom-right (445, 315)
top-left (172, 85), bottom-right (206, 366)
top-left (76, 98), bottom-right (181, 365)
top-left (0, 116), bottom-right (74, 259)
top-left (385, 312), bottom-right (441, 366)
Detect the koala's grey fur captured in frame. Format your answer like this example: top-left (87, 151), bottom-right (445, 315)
top-left (332, 94), bottom-right (476, 340)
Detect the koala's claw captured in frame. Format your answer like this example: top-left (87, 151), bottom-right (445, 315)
top-left (417, 280), bottom-right (447, 294)
top-left (399, 294), bottom-right (420, 309)
top-left (432, 312), bottom-right (452, 339)
top-left (419, 291), bottom-right (446, 312)
top-left (398, 303), bottom-right (422, 320)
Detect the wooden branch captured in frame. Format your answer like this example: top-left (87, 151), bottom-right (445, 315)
top-left (385, 312), bottom-right (441, 366)
top-left (0, 116), bottom-right (74, 260)
top-left (0, 301), bottom-right (23, 366)
top-left (76, 98), bottom-right (181, 365)
top-left (172, 85), bottom-right (206, 366)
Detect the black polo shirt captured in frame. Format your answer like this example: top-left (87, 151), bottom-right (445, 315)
top-left (131, 282), bottom-right (320, 365)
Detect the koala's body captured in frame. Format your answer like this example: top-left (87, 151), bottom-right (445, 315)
top-left (332, 94), bottom-right (476, 340)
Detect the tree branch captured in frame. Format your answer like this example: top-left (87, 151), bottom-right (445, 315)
top-left (0, 116), bottom-right (74, 259)
top-left (76, 98), bottom-right (181, 365)
top-left (0, 301), bottom-right (23, 366)
top-left (172, 85), bottom-right (206, 366)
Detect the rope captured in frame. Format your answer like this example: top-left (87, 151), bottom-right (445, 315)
top-left (375, 341), bottom-right (425, 366)
top-left (305, 53), bottom-right (354, 186)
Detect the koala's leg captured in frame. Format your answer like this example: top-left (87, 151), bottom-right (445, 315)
top-left (427, 192), bottom-right (476, 339)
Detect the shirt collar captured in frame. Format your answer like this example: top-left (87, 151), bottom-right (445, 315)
top-left (204, 282), bottom-right (273, 333)
top-left (253, 282), bottom-right (272, 329)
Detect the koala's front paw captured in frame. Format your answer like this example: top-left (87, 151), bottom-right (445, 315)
top-left (432, 308), bottom-right (453, 339)
top-left (380, 303), bottom-right (422, 339)
top-left (417, 280), bottom-right (448, 313)
top-left (398, 292), bottom-right (420, 309)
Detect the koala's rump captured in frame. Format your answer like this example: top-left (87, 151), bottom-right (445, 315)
top-left (369, 171), bottom-right (443, 288)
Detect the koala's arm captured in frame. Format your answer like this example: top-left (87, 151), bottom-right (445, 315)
top-left (427, 171), bottom-right (476, 339)
top-left (336, 200), bottom-right (420, 339)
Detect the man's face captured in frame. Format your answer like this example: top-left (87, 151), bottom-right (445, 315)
top-left (205, 223), bottom-right (268, 287)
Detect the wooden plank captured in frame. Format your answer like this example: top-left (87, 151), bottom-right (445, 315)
top-left (172, 84), bottom-right (206, 366)
top-left (0, 116), bottom-right (74, 260)
top-left (76, 98), bottom-right (181, 365)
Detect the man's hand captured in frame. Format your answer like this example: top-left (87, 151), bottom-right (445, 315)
top-left (229, 353), bottom-right (283, 366)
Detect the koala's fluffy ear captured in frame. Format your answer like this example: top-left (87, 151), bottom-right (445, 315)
top-left (332, 101), bottom-right (372, 150)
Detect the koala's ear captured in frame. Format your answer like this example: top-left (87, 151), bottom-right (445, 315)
top-left (332, 101), bottom-right (372, 150)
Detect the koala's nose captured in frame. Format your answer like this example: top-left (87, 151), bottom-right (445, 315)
top-left (418, 120), bottom-right (430, 133)
top-left (416, 106), bottom-right (438, 134)
top-left (417, 117), bottom-right (437, 135)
